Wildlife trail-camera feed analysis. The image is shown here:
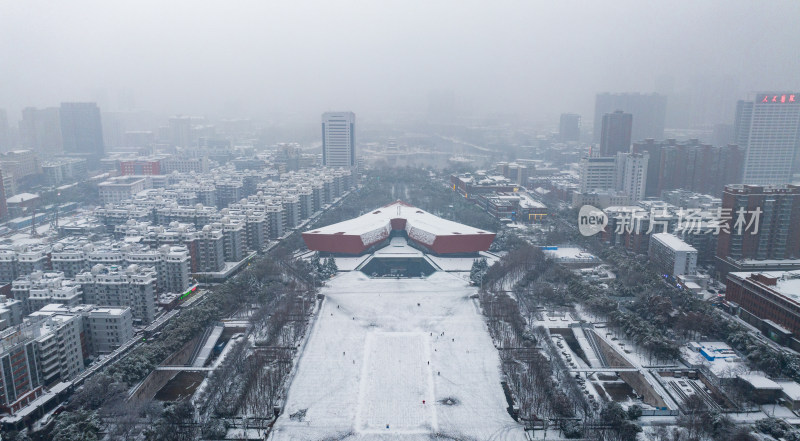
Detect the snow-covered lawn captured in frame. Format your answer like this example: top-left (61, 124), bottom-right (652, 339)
top-left (269, 271), bottom-right (525, 441)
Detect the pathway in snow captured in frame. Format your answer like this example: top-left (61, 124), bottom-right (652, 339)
top-left (269, 271), bottom-right (525, 441)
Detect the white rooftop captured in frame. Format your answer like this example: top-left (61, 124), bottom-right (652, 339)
top-left (681, 343), bottom-right (747, 379)
top-left (778, 381), bottom-right (800, 400)
top-left (543, 247), bottom-right (597, 262)
top-left (652, 233), bottom-right (697, 252)
top-left (88, 307), bottom-right (127, 316)
top-left (306, 202), bottom-right (490, 237)
top-left (6, 193), bottom-right (39, 203)
top-left (738, 374), bottom-right (782, 390)
top-left (730, 270), bottom-right (800, 301)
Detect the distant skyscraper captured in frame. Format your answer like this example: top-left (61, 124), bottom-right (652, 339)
top-left (735, 92), bottom-right (800, 185)
top-left (599, 110), bottom-right (632, 156)
top-left (558, 113), bottom-right (581, 142)
top-left (169, 116), bottom-right (193, 148)
top-left (321, 112), bottom-right (356, 168)
top-left (60, 103), bottom-right (105, 162)
top-left (20, 107), bottom-right (62, 155)
top-left (733, 100), bottom-right (754, 147)
top-left (633, 139), bottom-right (745, 197)
top-left (0, 109), bottom-right (9, 152)
top-left (593, 93), bottom-right (667, 143)
top-left (0, 168), bottom-right (7, 219)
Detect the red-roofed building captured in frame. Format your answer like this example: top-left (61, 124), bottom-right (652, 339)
top-left (119, 157), bottom-right (164, 175)
top-left (303, 201), bottom-right (495, 255)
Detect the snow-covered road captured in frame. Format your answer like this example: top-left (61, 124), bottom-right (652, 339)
top-left (269, 271), bottom-right (525, 441)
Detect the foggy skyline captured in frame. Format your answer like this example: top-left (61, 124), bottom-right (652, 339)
top-left (2, 0), bottom-right (799, 124)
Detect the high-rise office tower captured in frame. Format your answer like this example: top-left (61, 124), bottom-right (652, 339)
top-left (59, 102), bottom-right (105, 161)
top-left (734, 92), bottom-right (800, 185)
top-left (322, 112), bottom-right (356, 168)
top-left (19, 107), bottom-right (62, 155)
top-left (716, 184), bottom-right (800, 275)
top-left (558, 113), bottom-right (581, 142)
top-left (599, 110), bottom-right (632, 156)
top-left (593, 93), bottom-right (667, 143)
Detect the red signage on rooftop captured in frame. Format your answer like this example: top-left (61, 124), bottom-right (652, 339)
top-left (758, 94), bottom-right (797, 104)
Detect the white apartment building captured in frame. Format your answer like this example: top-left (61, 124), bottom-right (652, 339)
top-left (195, 225), bottom-right (225, 272)
top-left (161, 156), bottom-right (210, 174)
top-left (578, 156), bottom-right (616, 193)
top-left (82, 307), bottom-right (133, 354)
top-left (11, 271), bottom-right (83, 315)
top-left (649, 233), bottom-right (698, 277)
top-left (32, 303), bottom-right (133, 355)
top-left (25, 312), bottom-right (84, 386)
top-left (76, 264), bottom-right (157, 325)
top-left (51, 241), bottom-right (192, 294)
top-left (619, 152), bottom-right (649, 203)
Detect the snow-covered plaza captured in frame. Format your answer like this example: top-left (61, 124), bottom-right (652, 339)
top-left (269, 260), bottom-right (525, 440)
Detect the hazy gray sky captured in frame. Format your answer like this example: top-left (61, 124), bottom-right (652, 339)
top-left (2, 0), bottom-right (799, 122)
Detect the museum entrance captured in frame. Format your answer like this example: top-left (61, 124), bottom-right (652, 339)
top-left (360, 257), bottom-right (437, 278)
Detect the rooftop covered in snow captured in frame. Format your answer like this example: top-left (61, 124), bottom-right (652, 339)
top-left (303, 201), bottom-right (495, 255)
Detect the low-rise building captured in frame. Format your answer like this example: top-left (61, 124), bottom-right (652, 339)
top-left (476, 191), bottom-right (548, 222)
top-left (725, 270), bottom-right (800, 346)
top-left (571, 190), bottom-right (632, 209)
top-left (98, 176), bottom-right (148, 205)
top-left (6, 193), bottom-right (40, 218)
top-left (450, 173), bottom-right (517, 199)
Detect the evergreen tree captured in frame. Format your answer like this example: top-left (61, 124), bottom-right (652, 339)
top-left (470, 257), bottom-right (489, 286)
top-left (325, 257), bottom-right (338, 276)
top-left (319, 257), bottom-right (338, 278)
top-left (310, 252), bottom-right (323, 274)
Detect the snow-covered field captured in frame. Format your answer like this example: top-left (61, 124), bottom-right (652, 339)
top-left (426, 252), bottom-right (499, 272)
top-left (269, 271), bottom-right (525, 441)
